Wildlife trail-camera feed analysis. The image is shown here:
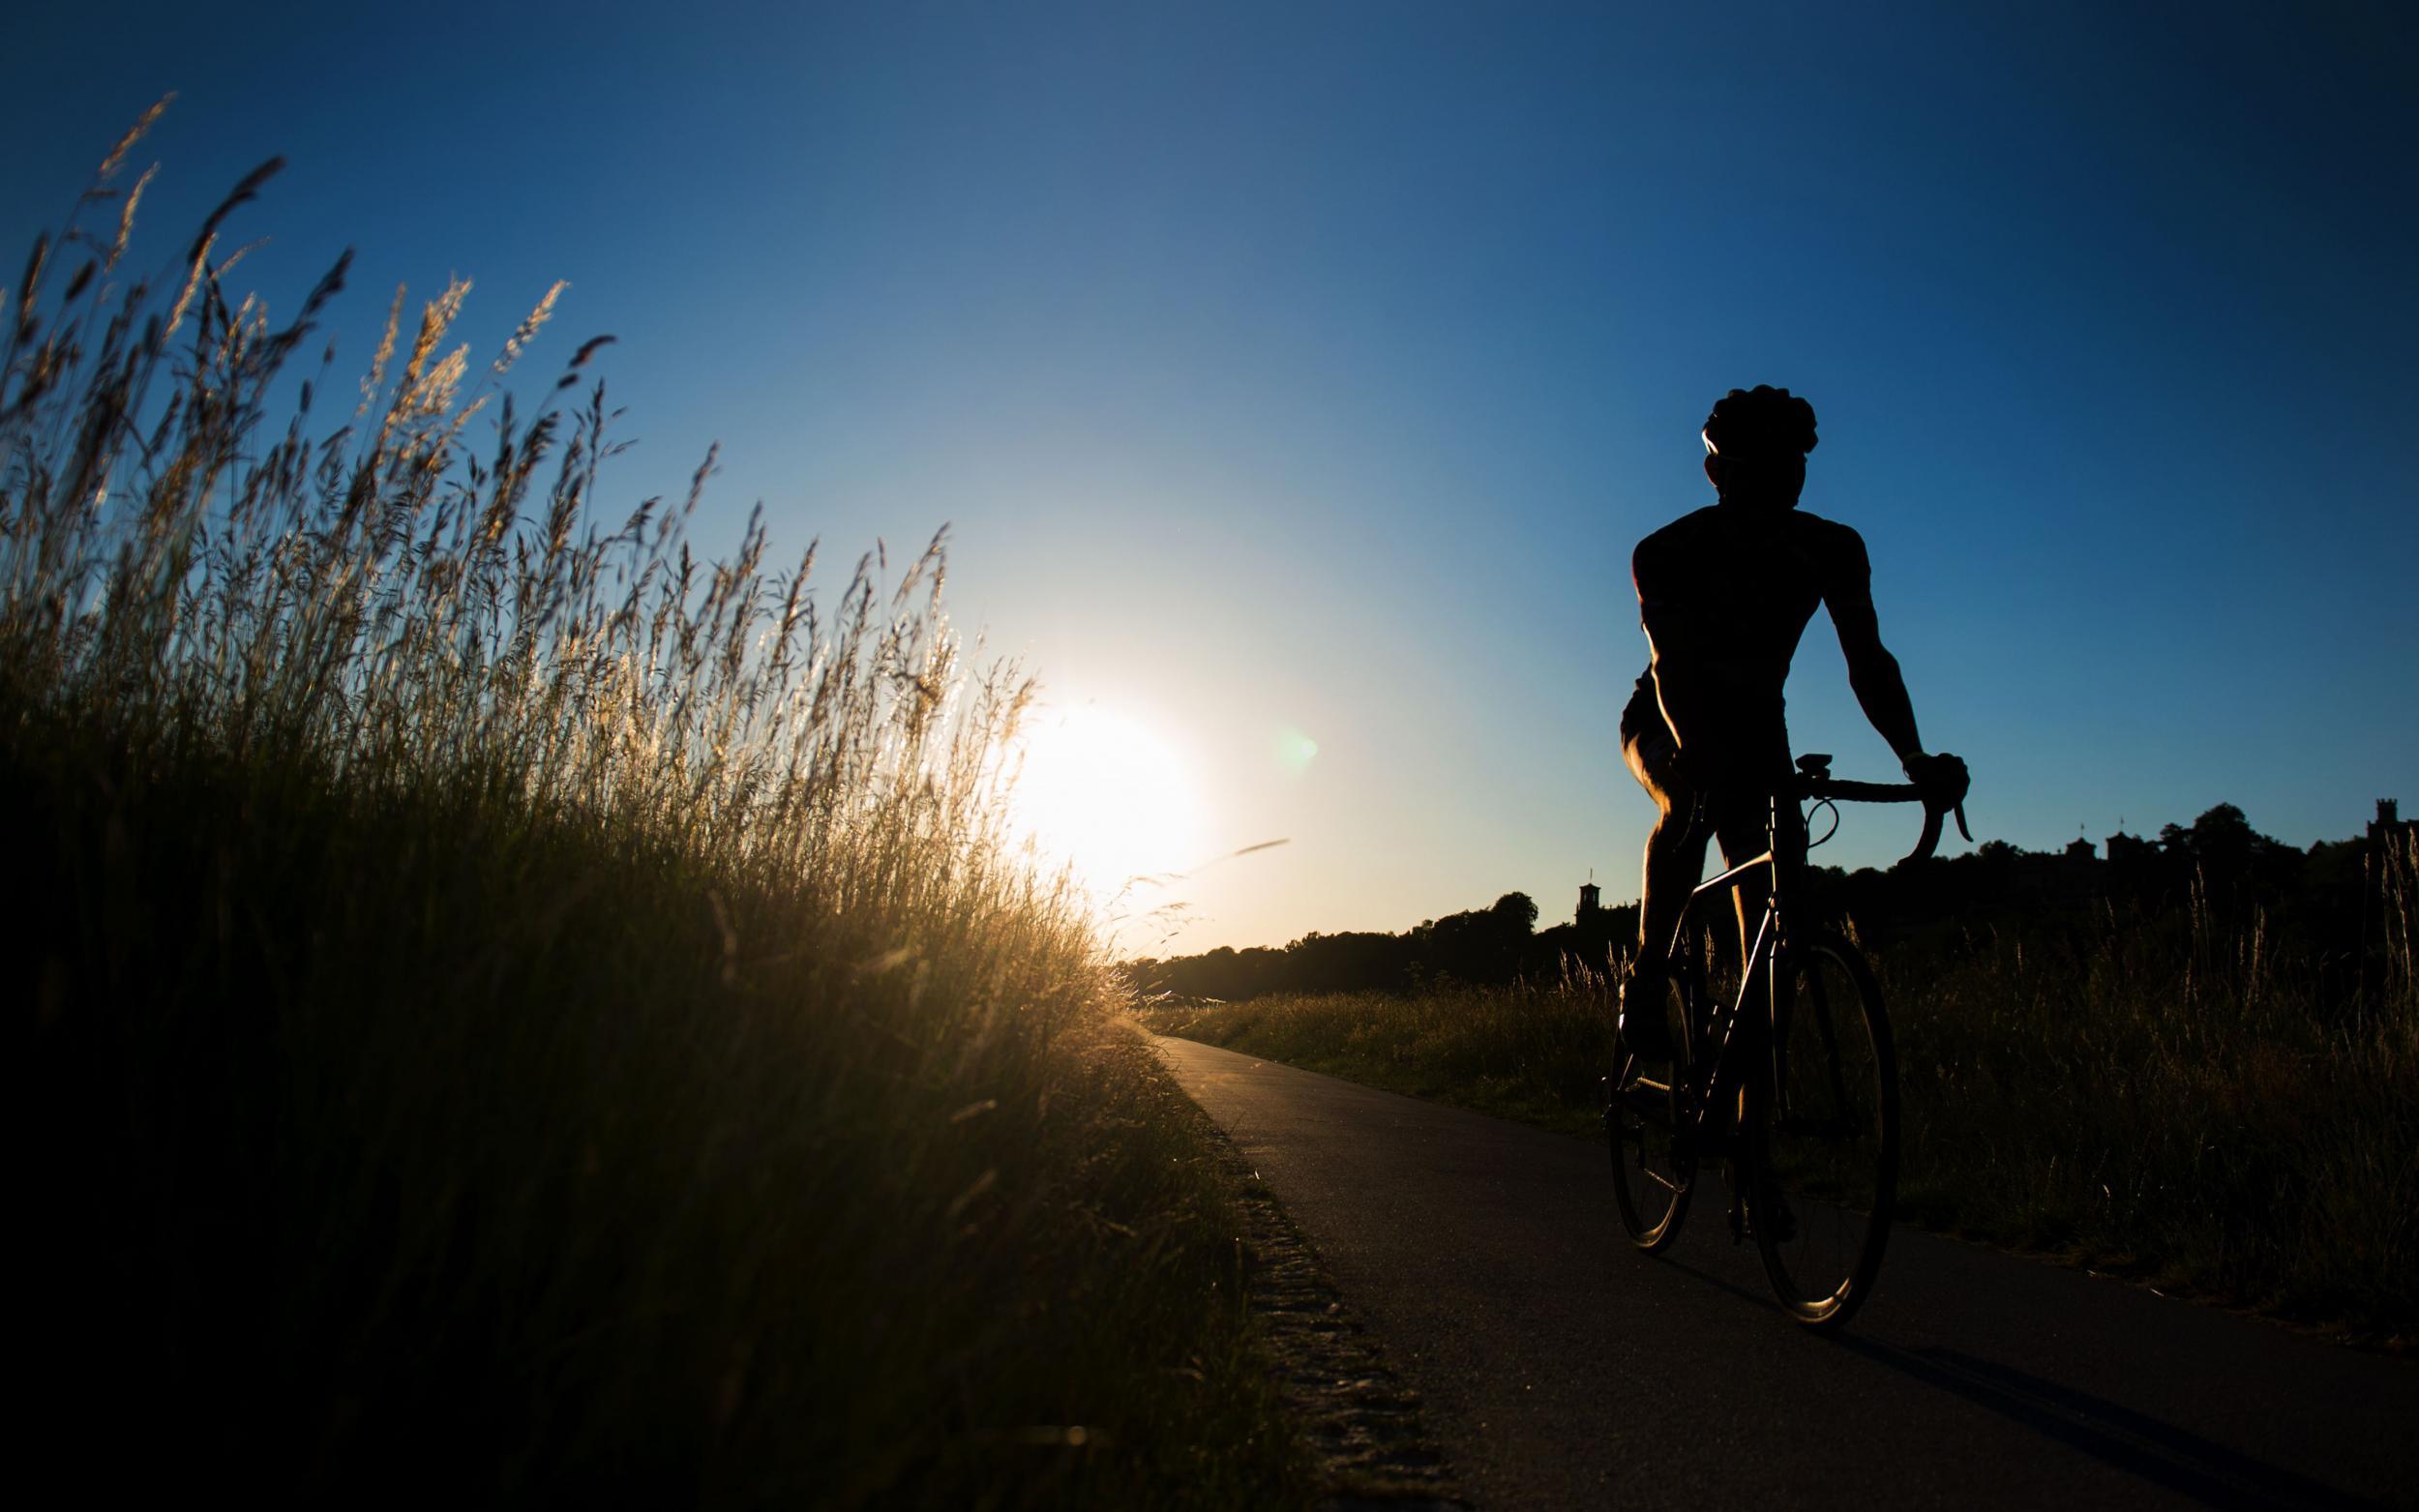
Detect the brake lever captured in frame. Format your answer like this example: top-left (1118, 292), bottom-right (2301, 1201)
top-left (1909, 804), bottom-right (1944, 864)
top-left (1904, 790), bottom-right (1978, 863)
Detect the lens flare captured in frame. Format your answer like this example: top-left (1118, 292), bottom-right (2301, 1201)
top-left (1275, 727), bottom-right (1319, 773)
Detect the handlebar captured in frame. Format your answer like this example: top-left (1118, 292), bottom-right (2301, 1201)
top-left (1794, 770), bottom-right (1973, 863)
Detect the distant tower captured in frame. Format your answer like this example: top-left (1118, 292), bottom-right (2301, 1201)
top-left (1577, 869), bottom-right (1601, 925)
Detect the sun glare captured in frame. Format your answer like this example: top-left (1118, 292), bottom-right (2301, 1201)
top-left (1008, 707), bottom-right (1204, 904)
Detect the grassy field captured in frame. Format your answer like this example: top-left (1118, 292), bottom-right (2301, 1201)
top-left (1144, 873), bottom-right (2419, 1347)
top-left (10, 109), bottom-right (1307, 1504)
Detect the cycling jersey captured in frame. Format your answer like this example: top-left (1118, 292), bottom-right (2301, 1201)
top-left (1627, 504), bottom-right (1874, 791)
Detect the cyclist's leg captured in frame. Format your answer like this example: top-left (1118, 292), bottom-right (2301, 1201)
top-left (1704, 725), bottom-right (1800, 967)
top-left (1624, 713), bottom-right (1705, 980)
top-left (1621, 696), bottom-right (1705, 1060)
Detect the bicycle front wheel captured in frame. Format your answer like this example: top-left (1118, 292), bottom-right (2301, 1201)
top-left (1747, 932), bottom-right (1899, 1330)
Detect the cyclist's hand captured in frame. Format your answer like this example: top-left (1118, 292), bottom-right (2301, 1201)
top-left (1902, 751), bottom-right (1970, 810)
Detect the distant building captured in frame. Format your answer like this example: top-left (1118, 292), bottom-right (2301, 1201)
top-left (1575, 878), bottom-right (1601, 926)
top-left (2065, 836), bottom-right (2096, 861)
top-left (2105, 831), bottom-right (2157, 865)
top-left (2371, 799), bottom-right (2414, 848)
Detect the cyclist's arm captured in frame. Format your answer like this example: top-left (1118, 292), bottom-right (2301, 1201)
top-left (1823, 528), bottom-right (1926, 763)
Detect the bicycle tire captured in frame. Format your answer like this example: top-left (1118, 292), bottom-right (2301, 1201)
top-left (1608, 973), bottom-right (1696, 1251)
top-left (1746, 931), bottom-right (1898, 1330)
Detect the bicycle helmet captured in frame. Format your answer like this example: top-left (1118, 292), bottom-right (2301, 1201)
top-left (1701, 385), bottom-right (1818, 459)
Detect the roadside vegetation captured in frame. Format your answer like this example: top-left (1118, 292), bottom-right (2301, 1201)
top-left (1145, 840), bottom-right (2419, 1346)
top-left (9, 106), bottom-right (1308, 1504)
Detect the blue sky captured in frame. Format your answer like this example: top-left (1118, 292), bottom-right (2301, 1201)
top-left (9, 1), bottom-right (2414, 950)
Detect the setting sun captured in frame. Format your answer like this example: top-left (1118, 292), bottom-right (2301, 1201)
top-left (1008, 706), bottom-right (1205, 903)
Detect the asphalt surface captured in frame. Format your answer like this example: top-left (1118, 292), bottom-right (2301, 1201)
top-left (1152, 1035), bottom-right (2417, 1512)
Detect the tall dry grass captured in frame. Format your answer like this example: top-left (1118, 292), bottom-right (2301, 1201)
top-left (9, 105), bottom-right (1303, 1504)
top-left (1876, 850), bottom-right (2418, 1337)
top-left (1148, 856), bottom-right (2419, 1342)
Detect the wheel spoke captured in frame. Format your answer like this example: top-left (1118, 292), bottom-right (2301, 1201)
top-left (1608, 976), bottom-right (1700, 1251)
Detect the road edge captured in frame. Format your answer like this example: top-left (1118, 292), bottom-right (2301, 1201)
top-left (1141, 1028), bottom-right (1471, 1510)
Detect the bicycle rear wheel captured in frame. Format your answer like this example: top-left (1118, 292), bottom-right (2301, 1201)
top-left (1608, 979), bottom-right (1695, 1251)
top-left (1747, 932), bottom-right (1898, 1329)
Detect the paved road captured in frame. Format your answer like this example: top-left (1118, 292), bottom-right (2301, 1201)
top-left (1153, 1036), bottom-right (2416, 1511)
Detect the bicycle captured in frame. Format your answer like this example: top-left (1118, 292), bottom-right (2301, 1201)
top-left (1605, 752), bottom-right (1970, 1331)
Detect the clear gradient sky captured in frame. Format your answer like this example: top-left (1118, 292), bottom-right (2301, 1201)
top-left (9, 2), bottom-right (2414, 951)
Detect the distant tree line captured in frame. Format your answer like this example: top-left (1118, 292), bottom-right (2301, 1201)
top-left (1128, 889), bottom-right (1633, 1002)
top-left (1126, 801), bottom-right (2410, 1005)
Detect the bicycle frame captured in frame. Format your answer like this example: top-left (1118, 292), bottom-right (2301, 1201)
top-left (1656, 788), bottom-right (1801, 1165)
top-left (1610, 756), bottom-right (1958, 1317)
top-left (1648, 758), bottom-right (1963, 1161)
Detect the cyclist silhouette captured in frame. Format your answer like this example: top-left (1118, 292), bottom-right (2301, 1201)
top-left (1618, 386), bottom-right (1966, 1061)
